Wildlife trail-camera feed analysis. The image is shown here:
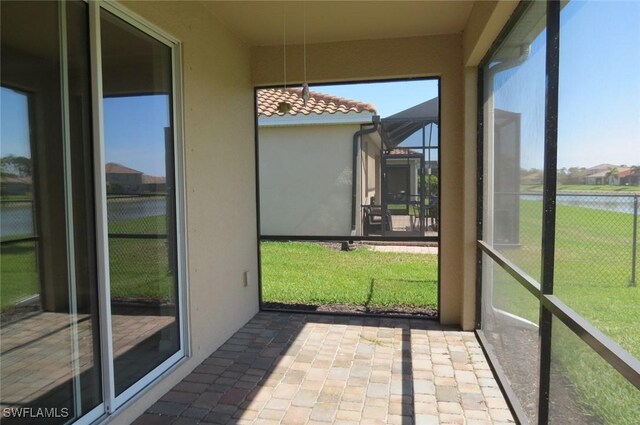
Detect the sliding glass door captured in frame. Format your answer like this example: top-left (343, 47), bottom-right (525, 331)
top-left (100, 8), bottom-right (181, 399)
top-left (0, 2), bottom-right (184, 423)
top-left (1, 2), bottom-right (101, 423)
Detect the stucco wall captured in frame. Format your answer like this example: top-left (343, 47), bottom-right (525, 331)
top-left (252, 35), bottom-right (465, 325)
top-left (111, 2), bottom-right (258, 423)
top-left (361, 135), bottom-right (380, 208)
top-left (259, 124), bottom-right (359, 236)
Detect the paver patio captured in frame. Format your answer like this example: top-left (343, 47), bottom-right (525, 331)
top-left (134, 312), bottom-right (514, 425)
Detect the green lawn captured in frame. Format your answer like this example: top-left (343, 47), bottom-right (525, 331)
top-left (0, 195), bottom-right (33, 201)
top-left (0, 241), bottom-right (39, 307)
top-left (490, 200), bottom-right (639, 424)
top-left (260, 241), bottom-right (438, 309)
top-left (496, 201), bottom-right (639, 356)
top-left (1, 215), bottom-right (174, 307)
top-left (108, 238), bottom-right (175, 302)
top-left (109, 214), bottom-right (167, 235)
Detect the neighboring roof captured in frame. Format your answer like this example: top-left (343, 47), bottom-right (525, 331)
top-left (586, 171), bottom-right (610, 178)
top-left (387, 148), bottom-right (422, 156)
top-left (257, 88), bottom-right (376, 117)
top-left (142, 175), bottom-right (166, 184)
top-left (587, 163), bottom-right (617, 172)
top-left (618, 168), bottom-right (634, 178)
top-left (105, 163), bottom-right (143, 174)
top-left (586, 167), bottom-right (630, 179)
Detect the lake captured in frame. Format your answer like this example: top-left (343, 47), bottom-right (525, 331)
top-left (521, 193), bottom-right (638, 215)
top-left (1, 197), bottom-right (167, 238)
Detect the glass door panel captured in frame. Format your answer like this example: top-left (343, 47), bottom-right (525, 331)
top-left (100, 9), bottom-right (180, 397)
top-left (0, 1), bottom-right (101, 422)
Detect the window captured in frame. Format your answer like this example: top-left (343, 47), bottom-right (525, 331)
top-left (0, 2), bottom-right (185, 423)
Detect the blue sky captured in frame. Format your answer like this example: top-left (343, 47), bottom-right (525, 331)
top-left (0, 89), bottom-right (170, 176)
top-left (313, 80), bottom-right (438, 118)
top-left (1, 88), bottom-right (31, 159)
top-left (1, 1), bottom-right (638, 174)
top-left (103, 95), bottom-right (170, 176)
top-left (556, 0), bottom-right (640, 169)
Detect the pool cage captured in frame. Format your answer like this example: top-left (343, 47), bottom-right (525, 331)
top-left (362, 97), bottom-right (440, 237)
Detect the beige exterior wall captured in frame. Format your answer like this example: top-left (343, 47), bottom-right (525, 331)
top-left (463, 1), bottom-right (520, 67)
top-left (459, 1), bottom-right (519, 329)
top-left (111, 2), bottom-right (258, 423)
top-left (259, 124), bottom-right (360, 236)
top-left (361, 133), bottom-right (381, 207)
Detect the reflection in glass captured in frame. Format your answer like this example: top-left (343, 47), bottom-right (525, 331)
top-left (549, 316), bottom-right (640, 425)
top-left (1, 1), bottom-right (101, 422)
top-left (481, 254), bottom-right (540, 424)
top-left (483, 0), bottom-right (546, 280)
top-left (555, 0), bottom-right (640, 358)
top-left (100, 9), bottom-right (179, 396)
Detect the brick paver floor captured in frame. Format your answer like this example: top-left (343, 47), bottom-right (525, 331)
top-left (134, 312), bottom-right (514, 425)
top-left (1, 312), bottom-right (174, 409)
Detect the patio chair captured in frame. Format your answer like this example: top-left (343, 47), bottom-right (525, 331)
top-left (363, 199), bottom-right (391, 235)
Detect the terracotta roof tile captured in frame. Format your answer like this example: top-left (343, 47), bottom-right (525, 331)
top-left (388, 148), bottom-right (422, 156)
top-left (257, 87), bottom-right (376, 117)
top-left (142, 175), bottom-right (166, 184)
top-left (105, 163), bottom-right (143, 174)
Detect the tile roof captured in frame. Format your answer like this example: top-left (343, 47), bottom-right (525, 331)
top-left (105, 163), bottom-right (143, 175)
top-left (257, 87), bottom-right (376, 117)
top-left (387, 148), bottom-right (422, 156)
top-left (142, 175), bottom-right (166, 184)
top-left (586, 163), bottom-right (617, 171)
top-left (616, 168), bottom-right (633, 178)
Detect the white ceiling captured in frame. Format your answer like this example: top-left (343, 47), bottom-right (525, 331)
top-left (203, 1), bottom-right (476, 46)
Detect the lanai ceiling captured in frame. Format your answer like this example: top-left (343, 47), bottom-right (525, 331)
top-left (203, 1), bottom-right (476, 46)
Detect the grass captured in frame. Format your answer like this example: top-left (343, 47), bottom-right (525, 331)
top-left (496, 201), bottom-right (639, 356)
top-left (0, 215), bottom-right (174, 308)
top-left (490, 200), bottom-right (639, 424)
top-left (551, 317), bottom-right (640, 425)
top-left (260, 241), bottom-right (438, 309)
top-left (0, 241), bottom-right (39, 307)
top-left (109, 214), bottom-right (167, 234)
top-left (0, 195), bottom-right (33, 201)
top-left (522, 183), bottom-right (640, 193)
top-left (108, 215), bottom-right (174, 303)
top-left (108, 238), bottom-right (175, 302)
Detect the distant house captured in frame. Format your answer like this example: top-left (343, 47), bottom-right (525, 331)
top-left (521, 170), bottom-right (544, 185)
top-left (0, 175), bottom-right (32, 196)
top-left (105, 163), bottom-right (143, 194)
top-left (584, 164), bottom-right (635, 185)
top-left (142, 174), bottom-right (167, 193)
top-left (618, 168), bottom-right (639, 186)
top-left (584, 163), bottom-right (618, 185)
top-left (383, 148), bottom-right (423, 201)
